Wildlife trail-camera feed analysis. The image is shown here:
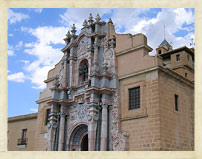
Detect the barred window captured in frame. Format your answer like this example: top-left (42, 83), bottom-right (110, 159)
top-left (129, 86), bottom-right (140, 110)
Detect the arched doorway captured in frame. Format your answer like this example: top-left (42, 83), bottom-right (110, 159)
top-left (69, 124), bottom-right (88, 151)
top-left (81, 134), bottom-right (88, 151)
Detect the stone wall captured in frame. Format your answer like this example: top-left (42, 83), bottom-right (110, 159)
top-left (32, 103), bottom-right (49, 151)
top-left (119, 70), bottom-right (161, 150)
top-left (158, 70), bottom-right (194, 150)
top-left (8, 114), bottom-right (37, 151)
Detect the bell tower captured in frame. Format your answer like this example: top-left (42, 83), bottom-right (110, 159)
top-left (156, 25), bottom-right (172, 55)
top-left (156, 39), bottom-right (172, 55)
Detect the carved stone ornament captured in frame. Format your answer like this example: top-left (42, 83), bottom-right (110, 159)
top-left (52, 123), bottom-right (58, 129)
top-left (47, 122), bottom-right (51, 128)
top-left (78, 105), bottom-right (86, 120)
top-left (60, 112), bottom-right (66, 118)
top-left (109, 36), bottom-right (116, 48)
top-left (93, 114), bottom-right (99, 121)
top-left (78, 40), bottom-right (87, 55)
top-left (87, 114), bottom-right (92, 121)
top-left (53, 76), bottom-right (59, 88)
top-left (111, 91), bottom-right (129, 151)
top-left (103, 48), bottom-right (115, 73)
top-left (70, 112), bottom-right (77, 120)
top-left (87, 113), bottom-right (98, 122)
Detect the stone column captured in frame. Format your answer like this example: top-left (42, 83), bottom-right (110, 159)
top-left (100, 102), bottom-right (108, 151)
top-left (58, 106), bottom-right (66, 151)
top-left (87, 103), bottom-right (98, 151)
top-left (47, 105), bottom-right (58, 151)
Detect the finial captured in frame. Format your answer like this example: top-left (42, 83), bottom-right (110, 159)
top-left (190, 38), bottom-right (195, 47)
top-left (83, 19), bottom-right (88, 27)
top-left (88, 13), bottom-right (94, 24)
top-left (71, 24), bottom-right (76, 35)
top-left (108, 18), bottom-right (113, 24)
top-left (66, 30), bottom-right (71, 37)
top-left (95, 13), bottom-right (101, 22)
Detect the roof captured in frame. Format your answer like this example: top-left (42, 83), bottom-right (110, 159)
top-left (159, 39), bottom-right (171, 47)
top-left (159, 46), bottom-right (194, 59)
top-left (8, 113), bottom-right (38, 122)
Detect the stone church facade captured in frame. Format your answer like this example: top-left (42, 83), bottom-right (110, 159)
top-left (8, 14), bottom-right (194, 151)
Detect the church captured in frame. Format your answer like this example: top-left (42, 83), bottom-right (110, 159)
top-left (8, 14), bottom-right (194, 151)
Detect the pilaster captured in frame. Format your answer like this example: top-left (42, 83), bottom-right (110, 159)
top-left (87, 102), bottom-right (99, 151)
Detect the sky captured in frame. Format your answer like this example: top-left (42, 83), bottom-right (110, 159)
top-left (7, 8), bottom-right (195, 117)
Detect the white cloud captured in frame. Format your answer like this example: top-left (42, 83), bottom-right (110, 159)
top-left (8, 44), bottom-right (15, 56)
top-left (16, 41), bottom-right (23, 49)
top-left (34, 8), bottom-right (43, 13)
top-left (60, 8), bottom-right (194, 55)
top-left (110, 8), bottom-right (194, 55)
top-left (21, 26), bottom-right (66, 89)
top-left (8, 34), bottom-right (13, 37)
top-left (8, 72), bottom-right (26, 82)
top-left (14, 8), bottom-right (194, 89)
top-left (30, 108), bottom-right (38, 112)
top-left (18, 60), bottom-right (30, 65)
top-left (8, 9), bottom-right (29, 24)
top-left (8, 41), bottom-right (23, 56)
top-left (60, 8), bottom-right (112, 31)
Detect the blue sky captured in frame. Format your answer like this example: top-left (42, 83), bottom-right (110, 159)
top-left (8, 8), bottom-right (195, 117)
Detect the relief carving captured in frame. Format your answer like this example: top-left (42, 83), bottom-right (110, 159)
top-left (78, 105), bottom-right (86, 120)
top-left (103, 48), bottom-right (115, 74)
top-left (78, 40), bottom-right (87, 55)
top-left (70, 111), bottom-right (77, 120)
top-left (111, 91), bottom-right (129, 151)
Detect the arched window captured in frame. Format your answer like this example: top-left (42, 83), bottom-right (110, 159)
top-left (79, 59), bottom-right (88, 84)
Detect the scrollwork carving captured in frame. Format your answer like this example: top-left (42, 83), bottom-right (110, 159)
top-left (111, 91), bottom-right (129, 151)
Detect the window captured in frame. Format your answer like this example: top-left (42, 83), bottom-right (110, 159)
top-left (187, 54), bottom-right (189, 61)
top-left (174, 94), bottom-right (179, 111)
top-left (79, 60), bottom-right (88, 84)
top-left (22, 129), bottom-right (27, 140)
top-left (17, 129), bottom-right (27, 145)
top-left (176, 54), bottom-right (180, 61)
top-left (45, 109), bottom-right (51, 125)
top-left (158, 50), bottom-right (162, 55)
top-left (129, 86), bottom-right (140, 110)
top-left (185, 73), bottom-right (187, 78)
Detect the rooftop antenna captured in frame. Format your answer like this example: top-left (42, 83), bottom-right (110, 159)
top-left (164, 25), bottom-right (166, 40)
